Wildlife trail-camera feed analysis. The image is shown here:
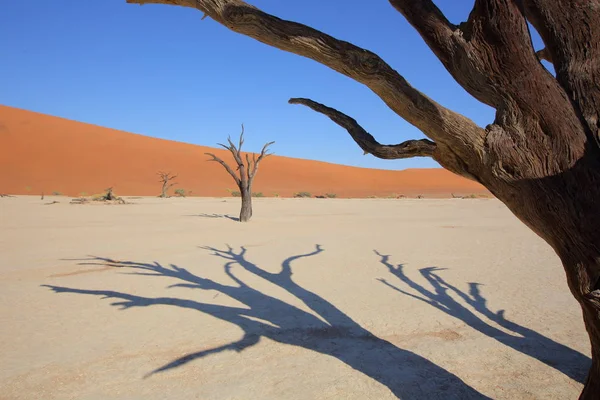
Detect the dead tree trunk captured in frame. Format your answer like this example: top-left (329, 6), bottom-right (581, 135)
top-left (127, 0), bottom-right (599, 395)
top-left (157, 171), bottom-right (177, 198)
top-left (240, 185), bottom-right (252, 222)
top-left (206, 125), bottom-right (273, 222)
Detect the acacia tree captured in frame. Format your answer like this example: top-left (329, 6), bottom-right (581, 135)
top-left (126, 0), bottom-right (600, 396)
top-left (206, 125), bottom-right (274, 222)
top-left (157, 171), bottom-right (177, 198)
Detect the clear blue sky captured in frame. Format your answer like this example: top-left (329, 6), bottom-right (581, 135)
top-left (1, 1), bottom-right (546, 170)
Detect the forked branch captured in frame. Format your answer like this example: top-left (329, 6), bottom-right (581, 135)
top-left (205, 152), bottom-right (241, 186)
top-left (126, 0), bottom-right (485, 162)
top-left (157, 171), bottom-right (178, 185)
top-left (289, 98), bottom-right (435, 159)
top-left (249, 141), bottom-right (274, 179)
top-left (207, 125), bottom-right (274, 187)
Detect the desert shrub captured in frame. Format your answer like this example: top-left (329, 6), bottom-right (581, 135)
top-left (79, 192), bottom-right (87, 197)
top-left (273, 192), bottom-right (280, 198)
top-left (325, 193), bottom-right (337, 198)
top-left (52, 191), bottom-right (62, 196)
top-left (252, 192), bottom-right (264, 197)
top-left (174, 188), bottom-right (187, 197)
top-left (230, 190), bottom-right (241, 197)
top-left (416, 194), bottom-right (424, 199)
top-left (367, 195), bottom-right (378, 199)
top-left (25, 186), bottom-right (32, 192)
top-left (294, 191), bottom-right (311, 198)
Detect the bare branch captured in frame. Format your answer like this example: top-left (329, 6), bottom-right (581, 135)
top-left (388, 0), bottom-right (457, 65)
top-left (245, 153), bottom-right (252, 182)
top-left (249, 141), bottom-right (274, 180)
top-left (157, 171), bottom-right (178, 182)
top-left (523, 0), bottom-right (600, 146)
top-left (289, 98), bottom-right (435, 160)
top-left (220, 136), bottom-right (244, 168)
top-left (125, 0), bottom-right (485, 162)
top-left (238, 124), bottom-right (244, 152)
top-left (205, 152), bottom-right (241, 186)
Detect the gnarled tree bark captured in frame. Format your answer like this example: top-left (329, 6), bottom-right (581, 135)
top-left (127, 0), bottom-right (599, 396)
top-left (206, 125), bottom-right (273, 222)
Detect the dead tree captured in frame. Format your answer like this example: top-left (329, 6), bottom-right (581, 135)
top-left (126, 1), bottom-right (600, 396)
top-left (206, 125), bottom-right (274, 222)
top-left (157, 171), bottom-right (178, 198)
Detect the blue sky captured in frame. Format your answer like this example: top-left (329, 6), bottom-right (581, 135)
top-left (1, 1), bottom-right (546, 170)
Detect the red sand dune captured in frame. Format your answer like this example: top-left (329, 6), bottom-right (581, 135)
top-left (0, 105), bottom-right (488, 198)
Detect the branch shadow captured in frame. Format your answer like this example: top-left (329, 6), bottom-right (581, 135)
top-left (374, 250), bottom-right (590, 384)
top-left (43, 246), bottom-right (491, 399)
top-left (187, 213), bottom-right (239, 221)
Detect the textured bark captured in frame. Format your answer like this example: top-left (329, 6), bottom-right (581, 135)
top-left (206, 125), bottom-right (273, 222)
top-left (127, 0), bottom-right (599, 396)
top-left (239, 187), bottom-right (252, 222)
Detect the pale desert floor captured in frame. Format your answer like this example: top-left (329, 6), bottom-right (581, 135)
top-left (0, 196), bottom-right (591, 399)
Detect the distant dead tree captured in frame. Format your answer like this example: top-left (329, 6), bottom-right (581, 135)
top-left (206, 125), bottom-right (274, 222)
top-left (102, 187), bottom-right (119, 201)
top-left (157, 171), bottom-right (178, 198)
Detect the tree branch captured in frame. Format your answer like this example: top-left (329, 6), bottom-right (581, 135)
top-left (126, 0), bottom-right (485, 163)
top-left (388, 0), bottom-right (457, 65)
top-left (249, 141), bottom-right (274, 181)
top-left (245, 153), bottom-right (253, 182)
top-left (219, 137), bottom-right (244, 169)
top-left (289, 98), bottom-right (435, 160)
top-left (523, 0), bottom-right (600, 147)
top-left (205, 152), bottom-right (241, 186)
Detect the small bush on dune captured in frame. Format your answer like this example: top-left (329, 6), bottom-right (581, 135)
top-left (52, 191), bottom-right (62, 196)
top-left (325, 193), bottom-right (337, 198)
top-left (294, 191), bottom-right (311, 198)
top-left (174, 188), bottom-right (187, 197)
top-left (252, 192), bottom-right (264, 197)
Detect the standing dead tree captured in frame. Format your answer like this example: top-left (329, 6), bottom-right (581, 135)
top-left (157, 171), bottom-right (178, 198)
top-left (126, 0), bottom-right (600, 396)
top-left (206, 125), bottom-right (274, 222)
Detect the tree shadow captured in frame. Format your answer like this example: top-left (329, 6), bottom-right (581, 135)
top-left (374, 250), bottom-right (590, 384)
top-left (43, 246), bottom-right (491, 399)
top-left (187, 213), bottom-right (239, 221)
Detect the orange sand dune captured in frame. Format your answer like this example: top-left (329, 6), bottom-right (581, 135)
top-left (0, 105), bottom-right (488, 198)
